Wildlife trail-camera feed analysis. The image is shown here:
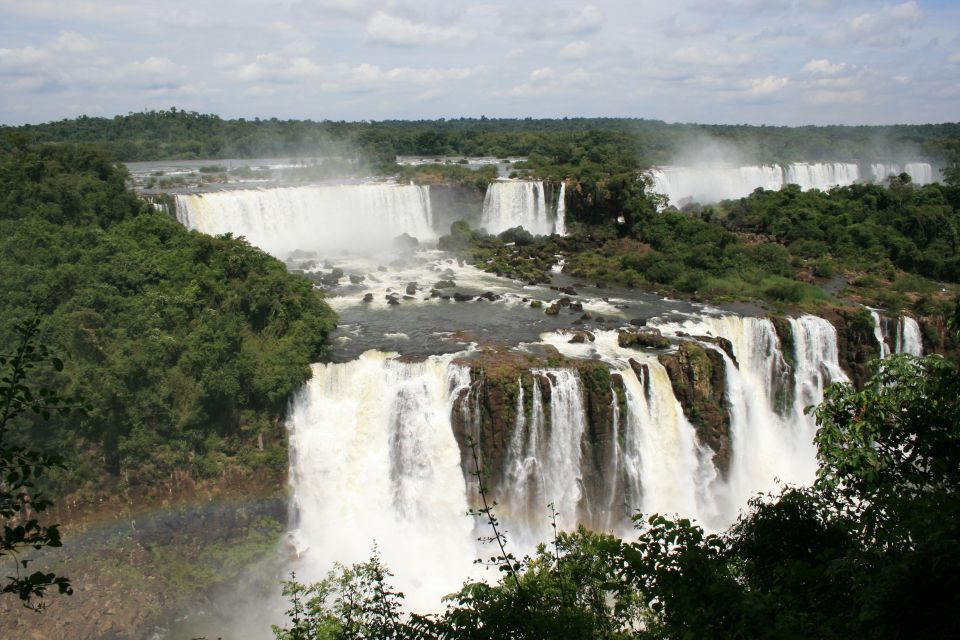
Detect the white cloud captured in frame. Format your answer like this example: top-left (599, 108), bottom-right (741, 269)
top-left (810, 89), bottom-right (866, 104)
top-left (802, 58), bottom-right (850, 75)
top-left (52, 31), bottom-right (96, 54)
top-left (559, 41), bottom-right (591, 60)
top-left (365, 12), bottom-right (474, 47)
top-left (743, 75), bottom-right (789, 96)
top-left (0, 46), bottom-right (53, 73)
top-left (530, 67), bottom-right (555, 82)
top-left (948, 53), bottom-right (960, 63)
top-left (502, 4), bottom-right (603, 39)
top-left (670, 46), bottom-right (751, 69)
top-left (821, 1), bottom-right (923, 48)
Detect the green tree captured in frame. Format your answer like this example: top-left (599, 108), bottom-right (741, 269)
top-left (1, 315), bottom-right (76, 609)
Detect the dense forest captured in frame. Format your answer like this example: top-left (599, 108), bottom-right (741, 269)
top-left (0, 140), bottom-right (336, 500)
top-left (3, 108), bottom-right (959, 166)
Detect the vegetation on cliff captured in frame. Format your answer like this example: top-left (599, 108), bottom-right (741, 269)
top-left (0, 140), bottom-right (336, 501)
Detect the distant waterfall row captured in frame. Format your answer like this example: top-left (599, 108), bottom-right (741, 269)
top-left (648, 161), bottom-right (937, 206)
top-left (173, 180), bottom-right (566, 259)
top-left (285, 312), bottom-right (922, 607)
top-left (175, 184), bottom-right (436, 256)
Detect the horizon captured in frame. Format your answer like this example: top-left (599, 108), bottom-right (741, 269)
top-left (2, 1), bottom-right (959, 127)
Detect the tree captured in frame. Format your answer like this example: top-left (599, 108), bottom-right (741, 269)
top-left (1, 315), bottom-right (76, 609)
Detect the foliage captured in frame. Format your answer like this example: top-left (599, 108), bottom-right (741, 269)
top-left (1, 315), bottom-right (76, 609)
top-left (0, 142), bottom-right (336, 495)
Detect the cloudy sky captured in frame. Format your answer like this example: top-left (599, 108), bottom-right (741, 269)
top-left (1, 0), bottom-right (958, 126)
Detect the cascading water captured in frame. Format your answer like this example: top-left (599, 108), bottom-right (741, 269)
top-left (554, 182), bottom-right (567, 236)
top-left (502, 369), bottom-right (587, 543)
top-left (648, 161), bottom-right (935, 205)
top-left (870, 310), bottom-right (892, 358)
top-left (286, 351), bottom-right (477, 612)
top-left (895, 316), bottom-right (923, 356)
top-left (175, 184), bottom-right (435, 258)
top-left (480, 180), bottom-right (554, 236)
top-left (648, 314), bottom-right (846, 513)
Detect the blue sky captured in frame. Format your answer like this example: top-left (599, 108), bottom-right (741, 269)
top-left (1, 0), bottom-right (958, 125)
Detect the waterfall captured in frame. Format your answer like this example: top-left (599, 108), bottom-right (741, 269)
top-left (648, 161), bottom-right (935, 205)
top-left (502, 369), bottom-right (587, 543)
top-left (649, 315), bottom-right (846, 513)
top-left (870, 162), bottom-right (935, 185)
top-left (895, 316), bottom-right (923, 356)
top-left (616, 357), bottom-right (719, 528)
top-left (175, 184), bottom-right (435, 258)
top-left (870, 310), bottom-right (891, 358)
top-left (480, 181), bottom-right (553, 236)
top-left (554, 182), bottom-right (567, 236)
top-left (286, 351), bottom-right (476, 612)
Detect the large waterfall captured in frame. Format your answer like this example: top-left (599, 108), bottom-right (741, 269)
top-left (175, 184), bottom-right (435, 257)
top-left (648, 161), bottom-right (936, 205)
top-left (283, 311), bottom-right (871, 610)
top-left (286, 352), bottom-right (476, 612)
top-left (480, 181), bottom-right (555, 236)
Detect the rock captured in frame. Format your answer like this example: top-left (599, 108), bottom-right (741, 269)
top-left (596, 317), bottom-right (606, 323)
top-left (406, 282), bottom-right (418, 295)
top-left (580, 312), bottom-right (593, 320)
top-left (570, 302), bottom-right (583, 312)
top-left (545, 303), bottom-right (560, 316)
top-left (629, 318), bottom-right (647, 327)
top-left (434, 280), bottom-right (456, 289)
top-left (618, 329), bottom-right (671, 350)
top-left (572, 319), bottom-right (584, 325)
top-left (362, 293), bottom-right (374, 303)
top-left (387, 297), bottom-right (400, 306)
top-left (392, 233), bottom-right (420, 253)
top-left (530, 300), bottom-right (543, 308)
top-left (453, 292), bottom-right (472, 302)
top-left (480, 291), bottom-right (501, 301)
top-left (558, 297), bottom-right (572, 307)
top-left (558, 286), bottom-right (578, 296)
top-left (658, 341), bottom-right (731, 475)
top-left (349, 274), bottom-right (365, 284)
top-left (567, 330), bottom-right (595, 344)
top-left (595, 282), bottom-right (607, 289)
top-left (430, 289), bottom-right (442, 298)
top-left (694, 335), bottom-right (739, 368)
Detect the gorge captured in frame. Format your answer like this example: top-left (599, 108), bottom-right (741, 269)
top-left (173, 178), bottom-right (929, 622)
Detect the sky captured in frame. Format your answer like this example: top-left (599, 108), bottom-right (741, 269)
top-left (1, 0), bottom-right (958, 126)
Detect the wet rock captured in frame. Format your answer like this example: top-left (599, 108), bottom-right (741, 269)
top-left (387, 297), bottom-right (401, 306)
top-left (569, 302), bottom-right (583, 312)
top-left (453, 292), bottom-right (473, 302)
top-left (393, 232), bottom-right (419, 253)
top-left (558, 297), bottom-right (572, 307)
top-left (595, 282), bottom-right (607, 289)
top-left (618, 329), bottom-right (671, 350)
top-left (694, 335), bottom-right (739, 368)
top-left (659, 341), bottom-right (731, 475)
top-left (580, 312), bottom-right (593, 320)
top-left (596, 317), bottom-right (606, 323)
top-left (545, 303), bottom-right (560, 316)
top-left (349, 274), bottom-right (365, 284)
top-left (558, 286), bottom-right (578, 296)
top-left (406, 282), bottom-right (418, 295)
top-left (567, 330), bottom-right (596, 344)
top-left (530, 300), bottom-right (543, 309)
top-left (434, 280), bottom-right (456, 289)
top-left (629, 318), bottom-right (647, 327)
top-left (362, 293), bottom-right (374, 303)
top-left (480, 291), bottom-right (501, 302)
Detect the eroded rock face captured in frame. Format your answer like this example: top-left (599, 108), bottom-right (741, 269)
top-left (820, 306), bottom-right (881, 388)
top-left (448, 348), bottom-right (623, 530)
top-left (658, 340), bottom-right (732, 476)
top-left (618, 328), bottom-right (671, 350)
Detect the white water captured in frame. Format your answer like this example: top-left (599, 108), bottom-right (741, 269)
top-left (895, 316), bottom-right (923, 356)
top-left (554, 182), bottom-right (567, 236)
top-left (480, 181), bottom-right (554, 236)
top-left (286, 351), bottom-right (476, 612)
top-left (175, 184), bottom-right (435, 258)
top-left (502, 369), bottom-right (587, 542)
top-left (870, 310), bottom-right (892, 358)
top-left (648, 161), bottom-right (935, 205)
top-left (285, 312), bottom-right (851, 611)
